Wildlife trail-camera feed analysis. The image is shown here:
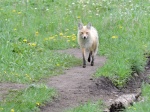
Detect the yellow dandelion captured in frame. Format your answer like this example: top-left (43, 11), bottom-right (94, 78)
top-left (25, 74), bottom-right (29, 77)
top-left (36, 102), bottom-right (40, 106)
top-left (118, 25), bottom-right (123, 29)
top-left (49, 36), bottom-right (54, 40)
top-left (18, 11), bottom-right (22, 14)
top-left (72, 38), bottom-right (76, 41)
top-left (23, 39), bottom-right (27, 42)
top-left (56, 63), bottom-right (60, 66)
top-left (112, 36), bottom-right (118, 39)
top-left (14, 28), bottom-right (17, 31)
top-left (12, 10), bottom-right (16, 13)
top-left (77, 16), bottom-right (81, 19)
top-left (11, 109), bottom-right (15, 112)
top-left (35, 31), bottom-right (39, 36)
top-left (59, 32), bottom-right (63, 36)
top-left (31, 43), bottom-right (36, 47)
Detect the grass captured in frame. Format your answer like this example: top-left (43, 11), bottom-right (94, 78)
top-left (0, 84), bottom-right (56, 112)
top-left (66, 101), bottom-right (103, 112)
top-left (0, 0), bottom-right (150, 111)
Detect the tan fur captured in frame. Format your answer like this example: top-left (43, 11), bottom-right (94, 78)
top-left (77, 23), bottom-right (99, 68)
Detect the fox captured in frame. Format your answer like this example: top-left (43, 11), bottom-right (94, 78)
top-left (77, 22), bottom-right (99, 68)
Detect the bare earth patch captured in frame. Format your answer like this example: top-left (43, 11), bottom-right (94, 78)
top-left (40, 48), bottom-right (145, 112)
top-left (0, 83), bottom-right (26, 101)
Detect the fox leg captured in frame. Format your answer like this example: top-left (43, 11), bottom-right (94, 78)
top-left (91, 52), bottom-right (94, 66)
top-left (88, 51), bottom-right (92, 62)
top-left (82, 48), bottom-right (86, 68)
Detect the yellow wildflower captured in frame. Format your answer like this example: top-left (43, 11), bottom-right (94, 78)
top-left (49, 36), bottom-right (54, 40)
top-left (18, 11), bottom-right (22, 14)
top-left (11, 109), bottom-right (15, 112)
top-left (25, 74), bottom-right (29, 77)
top-left (119, 25), bottom-right (123, 29)
top-left (112, 36), bottom-right (118, 39)
top-left (14, 28), bottom-right (17, 31)
top-left (59, 32), bottom-right (63, 36)
top-left (44, 38), bottom-right (48, 41)
top-left (35, 31), bottom-right (39, 36)
top-left (23, 39), bottom-right (27, 42)
top-left (12, 10), bottom-right (16, 13)
top-left (67, 40), bottom-right (70, 42)
top-left (56, 64), bottom-right (60, 66)
top-left (36, 102), bottom-right (40, 106)
top-left (31, 43), bottom-right (36, 47)
top-left (77, 16), bottom-right (81, 19)
top-left (72, 38), bottom-right (76, 41)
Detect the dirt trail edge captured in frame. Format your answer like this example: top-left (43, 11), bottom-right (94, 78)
top-left (40, 48), bottom-right (150, 112)
top-left (41, 48), bottom-right (115, 112)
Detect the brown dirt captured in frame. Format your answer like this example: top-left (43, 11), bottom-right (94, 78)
top-left (0, 83), bottom-right (26, 101)
top-left (41, 48), bottom-right (148, 112)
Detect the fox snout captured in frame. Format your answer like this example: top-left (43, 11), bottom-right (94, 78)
top-left (83, 35), bottom-right (88, 39)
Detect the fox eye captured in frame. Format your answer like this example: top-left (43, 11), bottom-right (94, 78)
top-left (80, 32), bottom-right (84, 34)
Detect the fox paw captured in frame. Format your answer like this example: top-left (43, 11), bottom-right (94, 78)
top-left (83, 65), bottom-right (86, 68)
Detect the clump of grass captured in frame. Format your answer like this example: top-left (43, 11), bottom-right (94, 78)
top-left (94, 0), bottom-right (150, 86)
top-left (0, 84), bottom-right (56, 112)
top-left (0, 47), bottom-right (81, 83)
top-left (66, 101), bottom-right (103, 112)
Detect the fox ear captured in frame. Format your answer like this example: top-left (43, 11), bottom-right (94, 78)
top-left (87, 23), bottom-right (92, 29)
top-left (78, 22), bottom-right (83, 30)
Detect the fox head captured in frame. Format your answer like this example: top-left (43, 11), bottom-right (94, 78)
top-left (78, 23), bottom-right (92, 39)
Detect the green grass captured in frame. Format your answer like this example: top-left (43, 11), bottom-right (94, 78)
top-left (0, 84), bottom-right (56, 112)
top-left (66, 101), bottom-right (103, 112)
top-left (0, 0), bottom-right (150, 111)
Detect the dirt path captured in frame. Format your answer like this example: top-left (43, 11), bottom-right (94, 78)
top-left (0, 83), bottom-right (26, 101)
top-left (40, 49), bottom-right (121, 112)
top-left (0, 49), bottom-right (149, 112)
